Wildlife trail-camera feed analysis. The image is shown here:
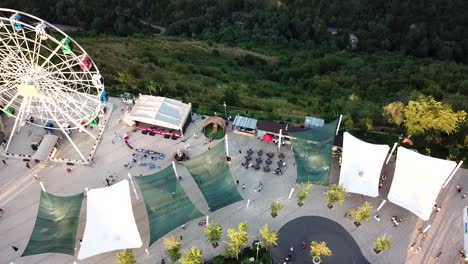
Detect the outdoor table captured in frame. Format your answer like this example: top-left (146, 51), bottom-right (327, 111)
top-left (263, 166), bottom-right (270, 172)
top-left (277, 160), bottom-right (283, 167)
top-left (267, 152), bottom-right (274, 158)
top-left (254, 164), bottom-right (261, 170)
top-left (266, 159), bottom-right (272, 165)
top-left (245, 155), bottom-right (252, 161)
top-left (257, 150), bottom-right (263, 156)
top-left (278, 153), bottom-right (285, 159)
top-left (256, 158), bottom-right (262, 162)
top-left (247, 149), bottom-right (253, 154)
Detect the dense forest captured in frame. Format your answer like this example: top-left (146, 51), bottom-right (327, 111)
top-left (4, 0), bottom-right (468, 63)
top-left (0, 1), bottom-right (466, 161)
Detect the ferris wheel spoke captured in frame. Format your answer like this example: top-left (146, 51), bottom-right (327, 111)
top-left (41, 78), bottom-right (99, 117)
top-left (0, 32), bottom-right (24, 64)
top-left (1, 21), bottom-right (31, 66)
top-left (46, 75), bottom-right (97, 100)
top-left (42, 90), bottom-right (91, 122)
top-left (43, 53), bottom-right (83, 74)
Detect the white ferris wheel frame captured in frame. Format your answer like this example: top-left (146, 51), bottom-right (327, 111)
top-left (0, 8), bottom-right (105, 163)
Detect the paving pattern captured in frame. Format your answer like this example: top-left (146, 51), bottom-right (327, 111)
top-left (0, 97), bottom-right (467, 264)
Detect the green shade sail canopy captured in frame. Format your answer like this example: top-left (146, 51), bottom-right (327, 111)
top-left (134, 166), bottom-right (203, 246)
top-left (290, 119), bottom-right (339, 185)
top-left (22, 191), bottom-right (84, 256)
top-left (184, 140), bottom-right (243, 212)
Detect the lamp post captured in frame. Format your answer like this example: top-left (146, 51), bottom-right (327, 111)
top-left (255, 241), bottom-right (262, 262)
top-left (223, 101), bottom-right (227, 118)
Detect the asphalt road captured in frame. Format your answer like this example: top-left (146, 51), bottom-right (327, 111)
top-left (271, 216), bottom-right (370, 264)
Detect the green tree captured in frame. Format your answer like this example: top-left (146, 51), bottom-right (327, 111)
top-left (163, 236), bottom-right (182, 263)
top-left (385, 96), bottom-right (466, 136)
top-left (115, 71), bottom-right (134, 86)
top-left (296, 182), bottom-right (312, 206)
top-left (383, 101), bottom-right (405, 125)
top-left (146, 80), bottom-right (164, 96)
top-left (223, 87), bottom-right (240, 106)
top-left (310, 241), bottom-right (332, 259)
top-left (348, 201), bottom-right (373, 226)
top-left (116, 249), bottom-right (137, 264)
top-left (325, 184), bottom-right (349, 208)
top-left (225, 222), bottom-right (249, 259)
top-left (403, 95), bottom-right (466, 135)
top-left (270, 201), bottom-right (283, 217)
top-left (259, 224), bottom-right (278, 249)
top-left (180, 246), bottom-right (203, 264)
top-left (374, 236), bottom-right (392, 252)
top-left (204, 222), bottom-right (223, 247)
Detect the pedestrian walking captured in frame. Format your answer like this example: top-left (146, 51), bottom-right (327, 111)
top-left (2, 159), bottom-right (7, 166)
top-left (66, 168), bottom-right (72, 173)
top-left (302, 242), bottom-right (307, 250)
top-left (12, 246), bottom-right (18, 252)
top-left (236, 180), bottom-right (239, 186)
top-left (26, 162), bottom-right (30, 169)
top-left (0, 208), bottom-right (4, 213)
top-left (111, 139), bottom-right (115, 144)
top-left (33, 173), bottom-right (38, 180)
top-left (457, 185), bottom-right (463, 193)
top-left (180, 235), bottom-right (183, 240)
top-left (462, 193), bottom-right (467, 199)
top-left (182, 224), bottom-right (186, 230)
top-left (242, 184), bottom-right (246, 190)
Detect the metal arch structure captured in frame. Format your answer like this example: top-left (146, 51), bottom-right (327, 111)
top-left (0, 8), bottom-right (105, 163)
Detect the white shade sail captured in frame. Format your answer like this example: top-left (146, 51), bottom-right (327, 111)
top-left (78, 180), bottom-right (142, 260)
top-left (339, 132), bottom-right (390, 197)
top-left (387, 147), bottom-right (457, 221)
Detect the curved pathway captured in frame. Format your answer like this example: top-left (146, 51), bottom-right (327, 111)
top-left (271, 216), bottom-right (370, 264)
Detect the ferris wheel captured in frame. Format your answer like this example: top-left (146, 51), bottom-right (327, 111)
top-left (0, 8), bottom-right (106, 162)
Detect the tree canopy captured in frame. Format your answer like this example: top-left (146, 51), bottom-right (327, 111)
top-left (384, 96), bottom-right (466, 135)
top-left (116, 249), bottom-right (137, 264)
top-left (225, 222), bottom-right (249, 259)
top-left (4, 0), bottom-right (468, 62)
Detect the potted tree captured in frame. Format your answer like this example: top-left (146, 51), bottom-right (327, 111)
top-left (373, 236), bottom-right (392, 254)
top-left (271, 202), bottom-right (283, 218)
top-left (349, 201), bottom-right (372, 227)
top-left (180, 246), bottom-right (203, 264)
top-left (204, 221), bottom-right (223, 248)
top-left (116, 249), bottom-right (137, 264)
top-left (310, 241), bottom-right (332, 264)
top-left (259, 224), bottom-right (279, 249)
top-left (225, 222), bottom-right (249, 260)
top-left (163, 236), bottom-right (182, 263)
top-left (296, 182), bottom-right (312, 207)
top-left (325, 184), bottom-right (348, 209)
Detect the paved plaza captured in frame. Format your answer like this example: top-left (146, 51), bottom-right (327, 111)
top-left (0, 97), bottom-right (467, 264)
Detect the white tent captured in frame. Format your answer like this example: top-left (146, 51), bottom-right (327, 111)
top-left (339, 132), bottom-right (390, 197)
top-left (387, 147), bottom-right (457, 221)
top-left (78, 180), bottom-right (142, 260)
top-left (126, 95), bottom-right (191, 133)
